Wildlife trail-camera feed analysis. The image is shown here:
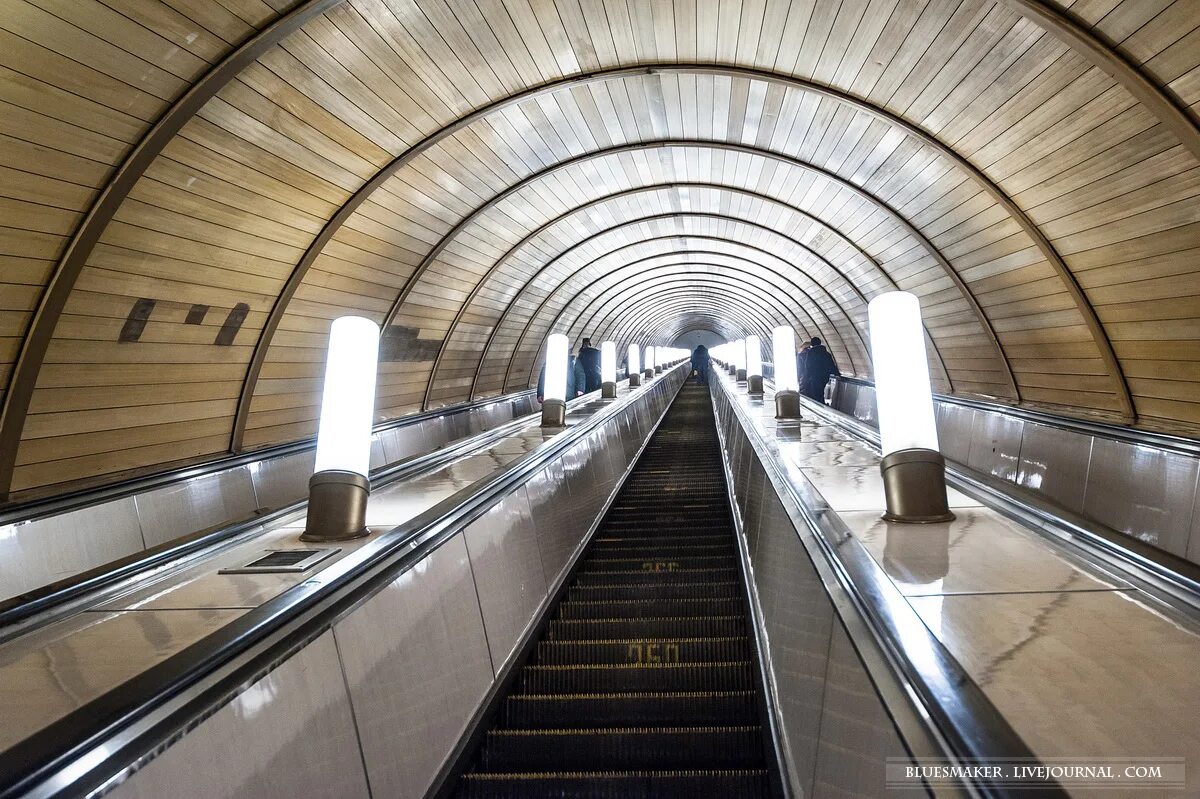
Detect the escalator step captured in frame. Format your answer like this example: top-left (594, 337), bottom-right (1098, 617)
top-left (593, 534), bottom-right (727, 545)
top-left (520, 661), bottom-right (753, 693)
top-left (547, 616), bottom-right (747, 640)
top-left (454, 384), bottom-right (774, 796)
top-left (581, 543), bottom-right (734, 559)
top-left (567, 581), bottom-right (740, 602)
top-left (536, 637), bottom-right (750, 665)
top-left (501, 691), bottom-right (759, 728)
top-left (458, 769), bottom-right (771, 798)
top-left (579, 555), bottom-right (736, 571)
top-left (477, 726), bottom-right (764, 771)
top-left (572, 568), bottom-right (738, 586)
top-left (556, 598), bottom-right (742, 619)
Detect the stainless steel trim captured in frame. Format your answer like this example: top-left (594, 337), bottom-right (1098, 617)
top-left (711, 374), bottom-right (1054, 798)
top-left (833, 376), bottom-right (1200, 457)
top-left (0, 368), bottom-right (686, 799)
top-left (0, 391), bottom-right (536, 525)
top-left (796, 383), bottom-right (1200, 616)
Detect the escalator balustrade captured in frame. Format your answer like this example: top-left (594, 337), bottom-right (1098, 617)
top-left (456, 382), bottom-right (776, 798)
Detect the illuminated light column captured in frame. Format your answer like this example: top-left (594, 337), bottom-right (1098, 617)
top-left (541, 333), bottom-right (569, 428)
top-left (746, 335), bottom-right (764, 395)
top-left (601, 341), bottom-right (617, 398)
top-left (734, 338), bottom-right (747, 382)
top-left (628, 343), bottom-right (642, 386)
top-left (868, 291), bottom-right (954, 523)
top-left (302, 316), bottom-right (380, 542)
top-left (644, 345), bottom-right (655, 379)
top-left (772, 326), bottom-right (801, 419)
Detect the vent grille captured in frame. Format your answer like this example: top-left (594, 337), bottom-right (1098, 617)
top-left (219, 548), bottom-right (339, 574)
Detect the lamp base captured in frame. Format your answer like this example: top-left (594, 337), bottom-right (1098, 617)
top-left (540, 398), bottom-right (566, 428)
top-left (728, 364), bottom-right (736, 375)
top-left (747, 375), bottom-right (764, 395)
top-left (644, 368), bottom-right (653, 379)
top-left (601, 381), bottom-right (616, 398)
top-left (735, 369), bottom-right (747, 382)
top-left (880, 449), bottom-right (956, 523)
top-left (775, 390), bottom-right (801, 419)
top-left (301, 470), bottom-right (370, 542)
top-left (654, 366), bottom-right (662, 374)
top-left (628, 373), bottom-right (641, 387)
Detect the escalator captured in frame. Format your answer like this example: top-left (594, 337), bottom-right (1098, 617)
top-left (456, 382), bottom-right (777, 798)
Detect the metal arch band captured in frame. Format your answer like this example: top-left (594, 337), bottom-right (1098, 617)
top-left (4, 12), bottom-right (1175, 492)
top-left (487, 221), bottom-right (870, 386)
top-left (363, 138), bottom-right (1018, 415)
top-left (432, 185), bottom-right (883, 404)
top-left (453, 184), bottom-right (954, 398)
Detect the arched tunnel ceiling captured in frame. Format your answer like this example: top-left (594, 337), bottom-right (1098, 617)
top-left (1, 0), bottom-right (1198, 498)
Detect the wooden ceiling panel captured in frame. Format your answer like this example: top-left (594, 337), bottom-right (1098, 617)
top-left (0, 0), bottom-right (1198, 498)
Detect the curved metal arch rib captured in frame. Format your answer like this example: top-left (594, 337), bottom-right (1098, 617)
top-left (465, 204), bottom-right (886, 401)
top-left (519, 285), bottom-right (791, 392)
top-left (493, 253), bottom-right (824, 390)
top-left (578, 274), bottom-right (812, 353)
top-left (227, 55), bottom-right (1111, 446)
top-left (612, 296), bottom-right (774, 357)
top-left (424, 183), bottom-right (878, 398)
top-left (389, 139), bottom-right (1013, 408)
top-left (570, 278), bottom-right (805, 378)
top-left (488, 217), bottom-right (871, 379)
top-left (0, 0), bottom-right (345, 495)
top-left (551, 261), bottom-right (835, 376)
top-left (617, 294), bottom-right (773, 351)
top-left (450, 182), bottom-right (952, 395)
top-left (491, 231), bottom-right (865, 394)
top-left (568, 265), bottom-right (821, 348)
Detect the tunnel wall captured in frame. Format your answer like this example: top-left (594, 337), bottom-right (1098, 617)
top-left (0, 391), bottom-right (537, 604)
top-left (0, 0), bottom-right (1198, 503)
top-left (831, 377), bottom-right (1200, 565)
top-left (96, 368), bottom-right (684, 799)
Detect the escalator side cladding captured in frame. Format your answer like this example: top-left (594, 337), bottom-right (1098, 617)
top-left (456, 382), bottom-right (778, 798)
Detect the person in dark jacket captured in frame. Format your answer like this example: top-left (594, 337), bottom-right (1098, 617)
top-left (801, 337), bottom-right (839, 402)
top-left (577, 337), bottom-right (602, 393)
top-left (536, 352), bottom-right (586, 403)
top-left (690, 345), bottom-right (710, 384)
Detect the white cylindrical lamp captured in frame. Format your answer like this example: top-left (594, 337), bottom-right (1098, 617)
top-left (746, 335), bottom-right (764, 395)
top-left (601, 340), bottom-right (617, 398)
top-left (772, 326), bottom-right (801, 419)
top-left (868, 291), bottom-right (954, 523)
top-left (541, 333), bottom-right (569, 427)
top-left (303, 316), bottom-right (380, 542)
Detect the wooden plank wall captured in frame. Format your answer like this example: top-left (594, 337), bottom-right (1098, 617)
top-left (0, 0), bottom-right (1196, 497)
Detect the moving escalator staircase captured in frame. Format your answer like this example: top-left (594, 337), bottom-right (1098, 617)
top-left (456, 382), bottom-right (777, 797)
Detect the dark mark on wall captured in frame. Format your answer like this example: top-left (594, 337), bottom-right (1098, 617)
top-left (119, 298), bottom-right (156, 342)
top-left (185, 304), bottom-right (209, 325)
top-left (380, 324), bottom-right (440, 362)
top-left (215, 303), bottom-right (249, 346)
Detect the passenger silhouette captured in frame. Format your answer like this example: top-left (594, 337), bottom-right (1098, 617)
top-left (690, 345), bottom-right (710, 384)
top-left (800, 337), bottom-right (839, 402)
top-left (577, 337), bottom-right (602, 393)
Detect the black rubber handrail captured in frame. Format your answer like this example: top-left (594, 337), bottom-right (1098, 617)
top-left (0, 389), bottom-right (555, 638)
top-left (831, 374), bottom-right (1200, 457)
top-left (801, 383), bottom-right (1200, 612)
top-left (0, 390), bottom-right (536, 525)
top-left (0, 368), bottom-right (685, 799)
